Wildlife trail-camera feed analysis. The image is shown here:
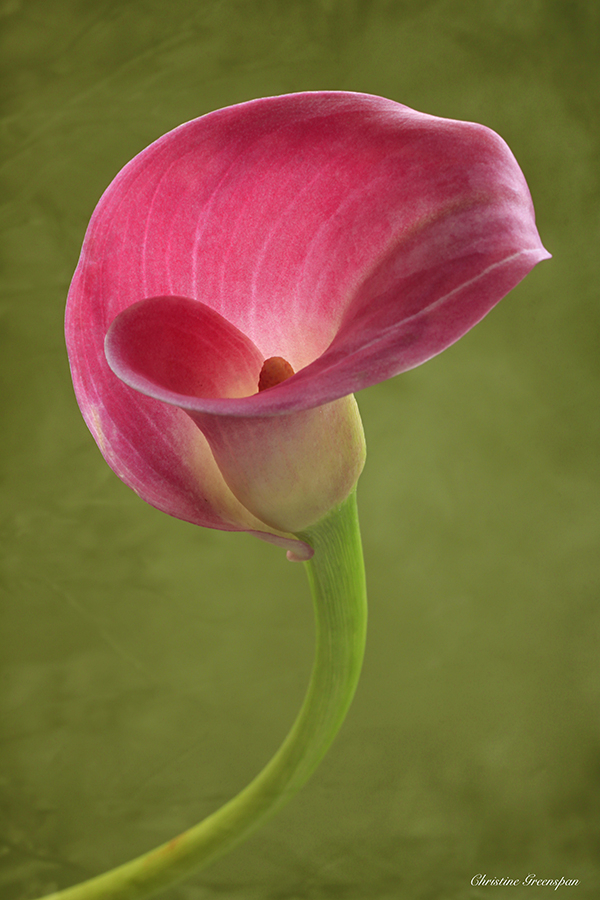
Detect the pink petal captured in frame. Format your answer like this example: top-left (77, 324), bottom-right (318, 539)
top-left (66, 91), bottom-right (549, 534)
top-left (104, 295), bottom-right (264, 402)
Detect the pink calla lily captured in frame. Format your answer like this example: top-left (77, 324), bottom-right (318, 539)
top-left (66, 91), bottom-right (550, 556)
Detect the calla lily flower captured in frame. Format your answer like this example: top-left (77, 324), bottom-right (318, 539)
top-left (54, 92), bottom-right (550, 900)
top-left (66, 91), bottom-right (549, 555)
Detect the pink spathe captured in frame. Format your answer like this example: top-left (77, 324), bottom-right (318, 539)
top-left (66, 91), bottom-right (550, 555)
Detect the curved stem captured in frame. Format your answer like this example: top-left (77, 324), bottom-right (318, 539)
top-left (38, 491), bottom-right (367, 900)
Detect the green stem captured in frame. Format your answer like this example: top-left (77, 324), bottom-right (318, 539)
top-left (38, 490), bottom-right (367, 900)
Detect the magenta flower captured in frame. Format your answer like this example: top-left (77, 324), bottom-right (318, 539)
top-left (66, 92), bottom-right (549, 556)
top-left (55, 92), bottom-right (551, 900)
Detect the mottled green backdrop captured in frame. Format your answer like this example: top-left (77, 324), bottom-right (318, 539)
top-left (1, 1), bottom-right (598, 898)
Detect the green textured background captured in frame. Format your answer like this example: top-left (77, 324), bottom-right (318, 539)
top-left (1, 1), bottom-right (598, 898)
